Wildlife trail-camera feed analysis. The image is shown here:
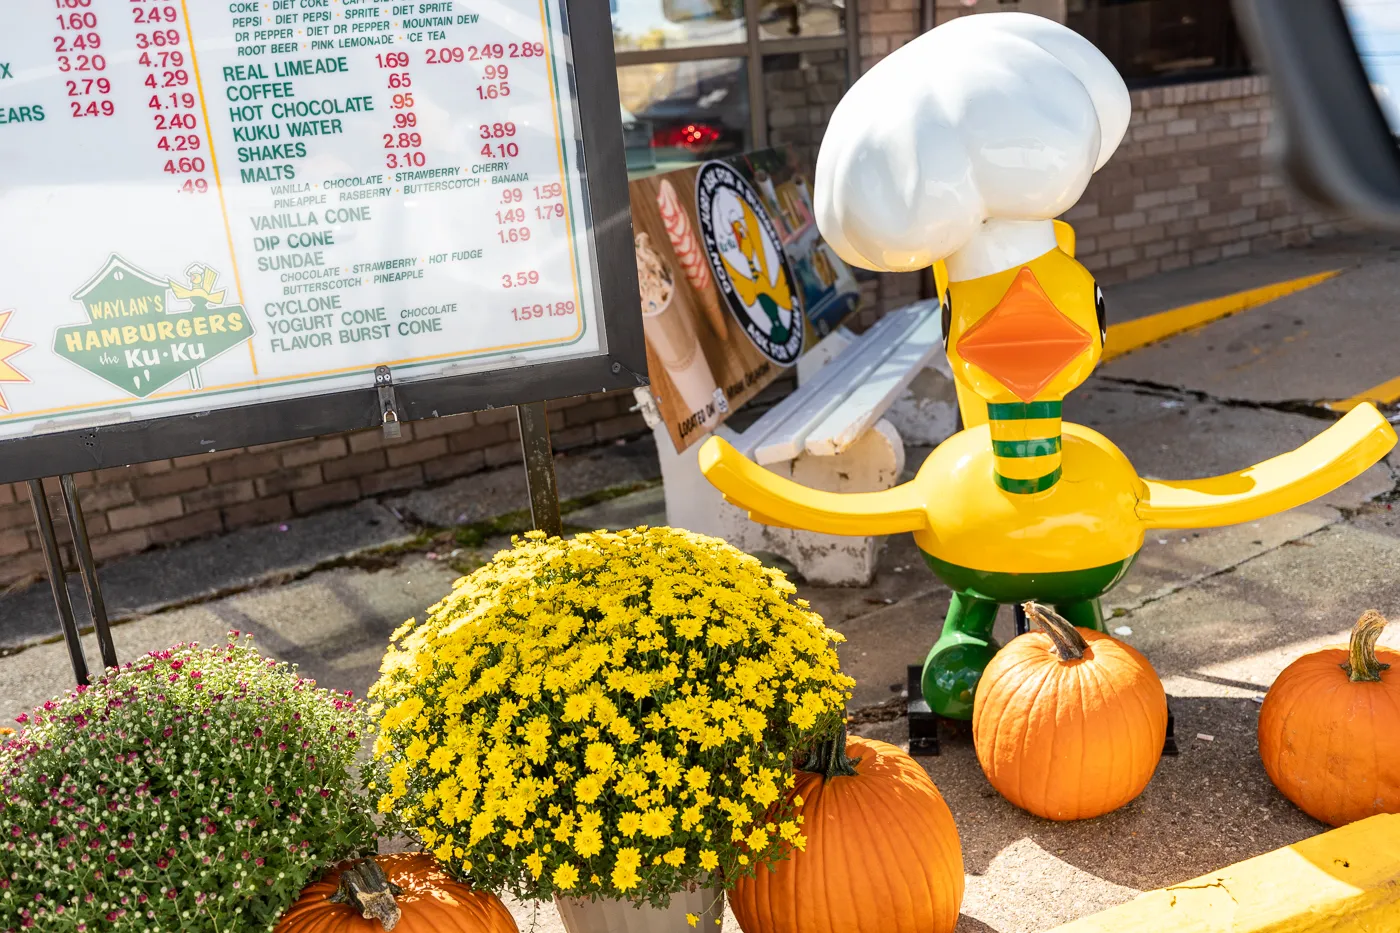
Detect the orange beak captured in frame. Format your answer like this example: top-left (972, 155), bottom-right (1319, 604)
top-left (956, 267), bottom-right (1091, 401)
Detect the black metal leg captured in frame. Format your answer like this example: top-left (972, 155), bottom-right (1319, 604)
top-left (517, 401), bottom-right (562, 538)
top-left (29, 479), bottom-right (89, 686)
top-left (1163, 701), bottom-right (1179, 756)
top-left (908, 663), bottom-right (941, 756)
top-left (60, 474), bottom-right (116, 673)
top-left (1013, 602), bottom-right (1030, 636)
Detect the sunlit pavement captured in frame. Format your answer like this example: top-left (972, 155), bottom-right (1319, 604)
top-left (3, 236), bottom-right (1400, 931)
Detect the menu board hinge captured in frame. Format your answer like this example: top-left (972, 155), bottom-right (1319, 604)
top-left (374, 366), bottom-right (401, 440)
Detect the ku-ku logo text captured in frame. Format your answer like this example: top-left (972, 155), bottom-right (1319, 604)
top-left (695, 161), bottom-right (804, 367)
top-left (55, 255), bottom-right (254, 398)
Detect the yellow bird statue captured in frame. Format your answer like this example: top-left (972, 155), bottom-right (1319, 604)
top-left (698, 14), bottom-right (1398, 719)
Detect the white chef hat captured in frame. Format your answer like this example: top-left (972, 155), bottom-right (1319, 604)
top-left (815, 13), bottom-right (1130, 281)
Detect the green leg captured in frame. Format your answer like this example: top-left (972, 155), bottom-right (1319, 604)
top-left (1053, 598), bottom-right (1108, 633)
top-left (921, 592), bottom-right (1000, 721)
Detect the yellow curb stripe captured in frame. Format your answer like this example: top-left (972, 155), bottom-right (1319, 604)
top-left (1326, 373), bottom-right (1400, 412)
top-left (1046, 812), bottom-right (1400, 933)
top-left (1102, 269), bottom-right (1343, 363)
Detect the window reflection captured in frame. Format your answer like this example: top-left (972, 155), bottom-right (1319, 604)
top-left (612, 0), bottom-right (746, 51)
top-left (619, 60), bottom-right (752, 177)
top-left (1066, 0), bottom-right (1251, 85)
top-left (758, 0), bottom-right (845, 40)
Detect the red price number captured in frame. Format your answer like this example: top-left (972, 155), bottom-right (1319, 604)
top-left (153, 112), bottom-right (198, 129)
top-left (376, 51), bottom-right (410, 68)
top-left (498, 227), bottom-right (532, 244)
top-left (496, 207), bottom-right (525, 224)
top-left (480, 142), bottom-right (518, 158)
top-left (56, 11), bottom-right (97, 29)
top-left (535, 202), bottom-right (565, 220)
top-left (66, 77), bottom-right (110, 96)
top-left (71, 99), bottom-right (114, 117)
top-left (501, 270), bottom-right (540, 288)
top-left (136, 29), bottom-right (181, 48)
top-left (156, 134), bottom-right (202, 151)
top-left (511, 300), bottom-right (575, 321)
top-left (425, 47), bottom-right (465, 64)
top-left (139, 50), bottom-right (184, 67)
top-left (149, 92), bottom-right (196, 111)
top-left (57, 54), bottom-right (106, 72)
top-left (385, 152), bottom-right (427, 169)
top-left (54, 32), bottom-right (100, 52)
top-left (163, 156), bottom-right (206, 175)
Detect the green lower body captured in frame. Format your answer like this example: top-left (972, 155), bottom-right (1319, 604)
top-left (919, 551), bottom-right (1137, 719)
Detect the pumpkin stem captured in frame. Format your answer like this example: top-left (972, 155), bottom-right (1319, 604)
top-left (1024, 602), bottom-right (1089, 662)
top-left (327, 858), bottom-right (404, 931)
top-left (1342, 610), bottom-right (1390, 683)
top-left (800, 723), bottom-right (861, 781)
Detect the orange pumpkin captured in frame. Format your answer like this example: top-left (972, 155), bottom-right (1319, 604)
top-left (729, 727), bottom-right (964, 933)
top-left (275, 853), bottom-right (517, 933)
top-left (972, 602), bottom-right (1167, 820)
top-left (1259, 609), bottom-right (1400, 827)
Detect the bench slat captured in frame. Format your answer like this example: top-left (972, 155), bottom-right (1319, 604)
top-left (731, 305), bottom-right (919, 461)
top-left (749, 301), bottom-right (939, 465)
top-left (802, 309), bottom-right (945, 457)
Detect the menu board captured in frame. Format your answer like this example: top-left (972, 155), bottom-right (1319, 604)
top-left (0, 0), bottom-right (605, 441)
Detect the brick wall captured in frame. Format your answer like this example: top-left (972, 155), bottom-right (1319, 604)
top-left (0, 392), bottom-right (642, 588)
top-left (1067, 76), bottom-right (1346, 285)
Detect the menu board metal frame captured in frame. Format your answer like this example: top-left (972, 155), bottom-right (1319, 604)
top-left (0, 0), bottom-right (644, 485)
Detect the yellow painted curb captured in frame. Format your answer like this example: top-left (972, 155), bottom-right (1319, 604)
top-left (1326, 374), bottom-right (1400, 413)
top-left (1046, 813), bottom-right (1400, 933)
top-left (1102, 269), bottom-right (1342, 363)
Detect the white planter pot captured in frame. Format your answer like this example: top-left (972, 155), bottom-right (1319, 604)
top-left (555, 885), bottom-right (724, 933)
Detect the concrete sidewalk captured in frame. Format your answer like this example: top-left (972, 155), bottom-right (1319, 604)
top-left (2, 237), bottom-right (1400, 932)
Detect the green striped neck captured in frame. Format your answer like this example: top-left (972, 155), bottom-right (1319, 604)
top-left (987, 400), bottom-right (1063, 495)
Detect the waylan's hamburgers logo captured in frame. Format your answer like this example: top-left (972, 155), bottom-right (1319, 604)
top-left (695, 161), bottom-right (804, 366)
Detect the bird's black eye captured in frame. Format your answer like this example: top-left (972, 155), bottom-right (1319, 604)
top-left (941, 288), bottom-right (952, 350)
top-left (1095, 284), bottom-right (1106, 346)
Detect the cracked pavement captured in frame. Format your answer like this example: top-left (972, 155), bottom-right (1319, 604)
top-left (3, 236), bottom-right (1400, 932)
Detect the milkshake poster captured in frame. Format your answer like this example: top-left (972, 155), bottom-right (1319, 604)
top-left (629, 147), bottom-right (862, 453)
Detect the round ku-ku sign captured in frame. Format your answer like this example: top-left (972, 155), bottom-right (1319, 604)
top-left (695, 161), bottom-right (804, 367)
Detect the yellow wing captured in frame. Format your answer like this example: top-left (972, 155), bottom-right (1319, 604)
top-left (699, 436), bottom-right (930, 536)
top-left (1137, 404), bottom-right (1396, 529)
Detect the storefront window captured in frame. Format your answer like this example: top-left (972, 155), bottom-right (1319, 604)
top-left (619, 60), bottom-right (752, 176)
top-left (758, 0), bottom-right (846, 40)
top-left (612, 0), bottom-right (746, 51)
top-left (616, 0), bottom-right (856, 179)
top-left (1066, 0), bottom-right (1252, 86)
top-left (762, 51), bottom-right (847, 167)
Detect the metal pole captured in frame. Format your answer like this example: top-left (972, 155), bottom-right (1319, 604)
top-left (28, 479), bottom-right (89, 686)
top-left (516, 401), bottom-right (563, 538)
top-left (60, 474), bottom-right (117, 672)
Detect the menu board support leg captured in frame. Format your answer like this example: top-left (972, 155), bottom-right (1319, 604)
top-left (28, 479), bottom-right (90, 687)
top-left (60, 474), bottom-right (117, 673)
top-left (517, 401), bottom-right (563, 539)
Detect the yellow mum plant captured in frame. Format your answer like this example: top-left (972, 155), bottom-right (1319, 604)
top-left (367, 526), bottom-right (853, 907)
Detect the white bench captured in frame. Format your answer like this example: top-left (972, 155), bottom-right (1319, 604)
top-left (635, 299), bottom-right (945, 585)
